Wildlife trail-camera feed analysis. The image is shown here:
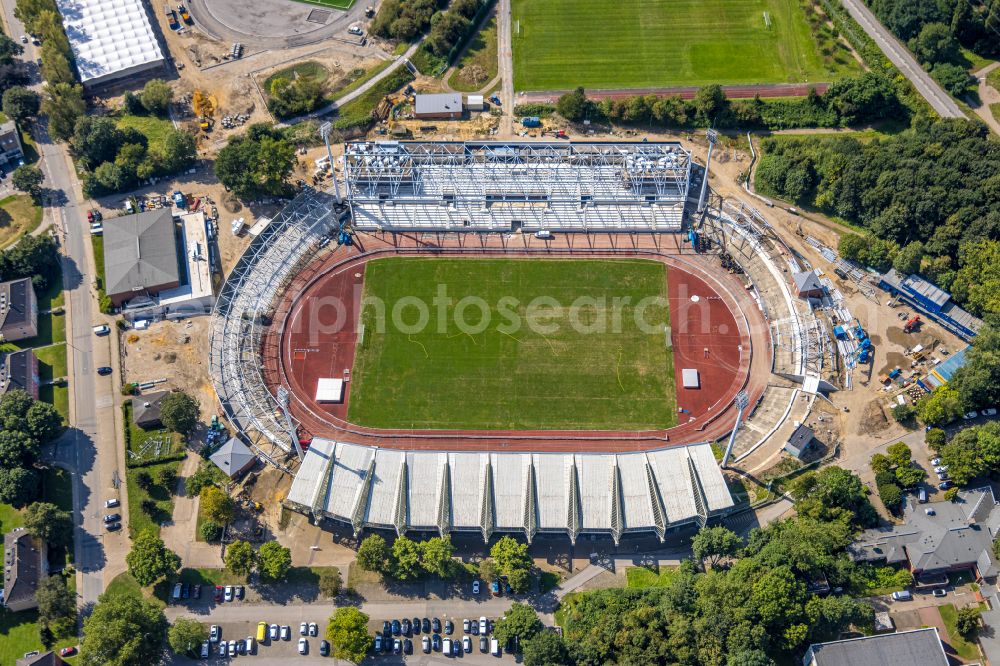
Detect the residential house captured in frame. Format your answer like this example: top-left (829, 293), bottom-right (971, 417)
top-left (0, 278), bottom-right (38, 342)
top-left (3, 528), bottom-right (46, 613)
top-left (802, 627), bottom-right (948, 666)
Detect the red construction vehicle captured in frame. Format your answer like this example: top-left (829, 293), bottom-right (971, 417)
top-left (904, 315), bottom-right (921, 333)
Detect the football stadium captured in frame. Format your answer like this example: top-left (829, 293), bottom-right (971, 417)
top-left (210, 140), bottom-right (825, 545)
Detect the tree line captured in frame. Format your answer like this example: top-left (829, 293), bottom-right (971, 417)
top-left (550, 74), bottom-right (906, 132)
top-left (0, 389), bottom-right (63, 506)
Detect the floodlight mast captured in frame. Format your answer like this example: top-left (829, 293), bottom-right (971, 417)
top-left (697, 129), bottom-right (718, 214)
top-left (319, 122), bottom-right (342, 205)
top-left (720, 389), bottom-right (750, 469)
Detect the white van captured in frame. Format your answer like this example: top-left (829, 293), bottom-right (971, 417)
top-left (93, 325), bottom-right (110, 336)
top-left (891, 590), bottom-right (913, 601)
top-left (442, 638), bottom-right (452, 655)
top-left (491, 638), bottom-right (500, 656)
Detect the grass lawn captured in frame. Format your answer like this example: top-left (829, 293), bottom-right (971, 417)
top-left (625, 565), bottom-right (679, 588)
top-left (287, 0), bottom-right (355, 8)
top-left (0, 194), bottom-right (43, 250)
top-left (991, 103), bottom-right (1000, 125)
top-left (348, 258), bottom-right (675, 430)
top-left (123, 402), bottom-right (185, 467)
top-left (511, 0), bottom-right (858, 90)
top-left (105, 571), bottom-right (145, 600)
top-left (939, 603), bottom-right (983, 661)
top-left (333, 66), bottom-right (414, 130)
top-left (39, 384), bottom-right (69, 425)
top-left (989, 67), bottom-right (1000, 91)
top-left (331, 59), bottom-right (394, 101)
top-left (34, 343), bottom-right (67, 383)
top-left (125, 459), bottom-right (183, 537)
top-left (553, 591), bottom-right (579, 628)
top-left (448, 16), bottom-right (497, 93)
top-left (263, 61), bottom-right (330, 92)
top-left (115, 115), bottom-right (175, 154)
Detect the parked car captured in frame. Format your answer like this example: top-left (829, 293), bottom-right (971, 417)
top-left (199, 641), bottom-right (209, 658)
top-left (480, 635), bottom-right (488, 652)
top-left (235, 585), bottom-right (244, 600)
top-left (412, 616), bottom-right (421, 634)
top-left (985, 407), bottom-right (998, 417)
top-left (423, 636), bottom-right (431, 653)
top-left (934, 465), bottom-right (949, 473)
top-left (392, 619), bottom-right (401, 635)
top-left (472, 579), bottom-right (480, 595)
top-left (281, 625), bottom-right (291, 640)
top-left (298, 638), bottom-right (308, 655)
top-left (891, 590), bottom-right (913, 601)
top-left (228, 639), bottom-right (238, 655)
top-left (59, 647), bottom-right (77, 657)
top-left (479, 617), bottom-right (488, 635)
top-left (964, 411), bottom-right (979, 420)
top-left (104, 498), bottom-right (119, 508)
top-left (402, 638), bottom-right (412, 654)
top-left (245, 637), bottom-right (254, 654)
top-left (103, 513), bottom-right (120, 523)
top-left (172, 583), bottom-right (182, 601)
top-left (97, 366), bottom-right (113, 376)
top-left (93, 325), bottom-right (110, 336)
top-left (348, 25), bottom-right (363, 34)
top-left (214, 586), bottom-right (223, 602)
top-left (300, 622), bottom-right (308, 636)
top-left (320, 639), bottom-right (330, 656)
top-left (940, 481), bottom-right (953, 490)
top-left (393, 639), bottom-right (402, 654)
top-left (269, 624), bottom-right (278, 641)
top-left (932, 588), bottom-right (947, 597)
top-left (401, 619), bottom-right (411, 635)
top-left (442, 638), bottom-right (452, 655)
top-left (105, 522), bottom-right (121, 531)
top-left (374, 634), bottom-right (383, 652)
top-left (931, 457), bottom-right (942, 466)
top-left (309, 622), bottom-right (318, 636)
top-left (193, 584), bottom-right (201, 599)
top-left (432, 617), bottom-right (441, 633)
top-left (218, 642), bottom-right (227, 657)
top-left (432, 634), bottom-right (442, 651)
top-left (181, 583), bottom-right (189, 599)
top-left (383, 620), bottom-right (392, 637)
top-left (463, 635), bottom-right (472, 652)
top-left (491, 637), bottom-right (501, 655)
top-left (444, 619), bottom-right (454, 635)
top-left (422, 618), bottom-right (431, 634)
top-left (210, 625), bottom-right (221, 642)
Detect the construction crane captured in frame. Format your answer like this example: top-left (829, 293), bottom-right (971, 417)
top-left (904, 315), bottom-right (921, 333)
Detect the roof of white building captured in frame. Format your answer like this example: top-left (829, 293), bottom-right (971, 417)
top-left (287, 440), bottom-right (734, 543)
top-left (56, 0), bottom-right (165, 85)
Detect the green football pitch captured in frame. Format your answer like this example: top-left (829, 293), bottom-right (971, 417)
top-left (347, 258), bottom-right (677, 431)
top-left (511, 0), bottom-right (856, 91)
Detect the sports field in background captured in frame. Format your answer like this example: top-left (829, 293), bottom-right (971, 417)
top-left (511, 0), bottom-right (855, 91)
top-left (348, 258), bottom-right (677, 431)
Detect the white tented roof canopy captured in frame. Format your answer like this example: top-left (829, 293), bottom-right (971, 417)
top-left (56, 0), bottom-right (165, 86)
top-left (314, 378), bottom-right (344, 402)
top-left (286, 440), bottom-right (734, 543)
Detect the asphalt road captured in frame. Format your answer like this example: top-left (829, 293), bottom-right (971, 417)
top-left (0, 0), bottom-right (126, 610)
top-left (497, 0), bottom-right (514, 136)
top-left (839, 0), bottom-right (964, 119)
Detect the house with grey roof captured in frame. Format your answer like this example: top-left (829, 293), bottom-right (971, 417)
top-left (802, 627), bottom-right (948, 666)
top-left (103, 208), bottom-right (180, 307)
top-left (131, 390), bottom-right (168, 429)
top-left (849, 486), bottom-right (1000, 580)
top-left (17, 652), bottom-right (65, 666)
top-left (413, 93), bottom-right (463, 120)
top-left (792, 270), bottom-right (824, 299)
top-left (209, 437), bottom-right (256, 478)
top-left (3, 528), bottom-right (47, 613)
top-left (0, 349), bottom-right (39, 399)
top-left (0, 278), bottom-right (38, 342)
top-left (0, 120), bottom-right (24, 166)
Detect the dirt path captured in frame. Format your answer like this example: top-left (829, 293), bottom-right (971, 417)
top-left (969, 62), bottom-right (1000, 137)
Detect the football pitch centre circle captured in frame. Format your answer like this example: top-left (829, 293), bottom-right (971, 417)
top-left (263, 246), bottom-right (768, 453)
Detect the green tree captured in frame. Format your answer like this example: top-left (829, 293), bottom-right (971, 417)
top-left (326, 606), bottom-right (373, 663)
top-left (945, 487), bottom-right (960, 501)
top-left (918, 386), bottom-right (965, 426)
top-left (168, 617), bottom-right (207, 656)
top-left (892, 403), bottom-right (917, 423)
top-left (11, 164), bottom-right (43, 199)
top-left (522, 630), bottom-right (569, 666)
top-left (160, 391), bottom-right (200, 434)
top-left (838, 234), bottom-right (868, 263)
top-left (692, 84), bottom-right (726, 123)
top-left (493, 602), bottom-right (543, 648)
top-left (319, 568), bottom-right (342, 597)
top-left (199, 520), bottom-right (221, 542)
top-left (952, 323), bottom-right (1000, 409)
top-left (2, 85), bottom-right (39, 122)
top-left (80, 593), bottom-right (168, 666)
top-left (0, 466), bottom-right (38, 506)
top-left (878, 483), bottom-right (904, 510)
top-left (224, 539), bottom-right (257, 576)
top-left (939, 427), bottom-right (987, 485)
top-left (135, 470), bottom-right (153, 490)
top-left (185, 460), bottom-right (224, 497)
top-left (788, 466), bottom-right (877, 527)
top-left (886, 442), bottom-right (912, 467)
top-left (139, 79), bottom-right (173, 116)
top-left (156, 129), bottom-right (196, 173)
top-left (692, 526), bottom-right (743, 568)
top-left (926, 428), bottom-right (947, 450)
top-left (71, 116), bottom-right (125, 169)
top-left (956, 605), bottom-right (981, 637)
top-left (36, 574), bottom-right (76, 637)
top-left (126, 529), bottom-right (180, 586)
top-left (420, 536), bottom-right (455, 578)
top-left (26, 400), bottom-right (62, 442)
top-left (356, 534), bottom-right (390, 573)
top-left (931, 62), bottom-right (974, 97)
top-left (23, 501), bottom-right (72, 548)
top-left (478, 557), bottom-right (498, 584)
top-left (895, 464), bottom-right (925, 488)
top-left (391, 536), bottom-right (422, 580)
top-left (507, 567), bottom-right (530, 594)
top-left (199, 485), bottom-right (234, 524)
top-left (258, 541), bottom-right (292, 580)
top-left (214, 125), bottom-right (296, 199)
top-left (908, 22), bottom-right (960, 64)
top-left (556, 87), bottom-right (588, 121)
top-left (156, 465), bottom-right (177, 489)
top-left (0, 428), bottom-right (38, 468)
top-left (893, 241), bottom-right (925, 275)
top-left (491, 535), bottom-right (532, 578)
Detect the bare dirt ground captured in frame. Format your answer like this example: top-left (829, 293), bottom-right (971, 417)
top-left (122, 318), bottom-right (216, 416)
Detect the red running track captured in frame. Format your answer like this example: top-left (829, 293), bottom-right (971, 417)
top-left (261, 237), bottom-right (771, 453)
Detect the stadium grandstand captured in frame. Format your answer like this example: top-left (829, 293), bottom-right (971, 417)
top-left (345, 141), bottom-right (691, 232)
top-left (286, 440), bottom-right (733, 545)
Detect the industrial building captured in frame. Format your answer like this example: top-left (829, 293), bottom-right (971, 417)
top-left (345, 141), bottom-right (691, 232)
top-left (878, 269), bottom-right (982, 340)
top-left (413, 93), bottom-right (463, 120)
top-left (0, 277), bottom-right (37, 342)
top-left (55, 0), bottom-right (166, 88)
top-left (286, 439), bottom-right (734, 544)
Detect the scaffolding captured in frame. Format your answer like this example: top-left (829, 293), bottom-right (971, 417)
top-left (209, 190), bottom-right (341, 463)
top-left (345, 140), bottom-right (692, 232)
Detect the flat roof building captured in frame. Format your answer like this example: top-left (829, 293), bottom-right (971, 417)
top-left (55, 0), bottom-right (166, 88)
top-left (0, 278), bottom-right (37, 342)
top-left (802, 628), bottom-right (948, 666)
top-left (878, 269), bottom-right (982, 340)
top-left (103, 208), bottom-right (180, 307)
top-left (287, 440), bottom-right (734, 544)
top-left (413, 93), bottom-right (463, 120)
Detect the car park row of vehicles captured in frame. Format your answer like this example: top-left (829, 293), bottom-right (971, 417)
top-left (374, 616), bottom-right (502, 656)
top-left (203, 621), bottom-right (330, 659)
